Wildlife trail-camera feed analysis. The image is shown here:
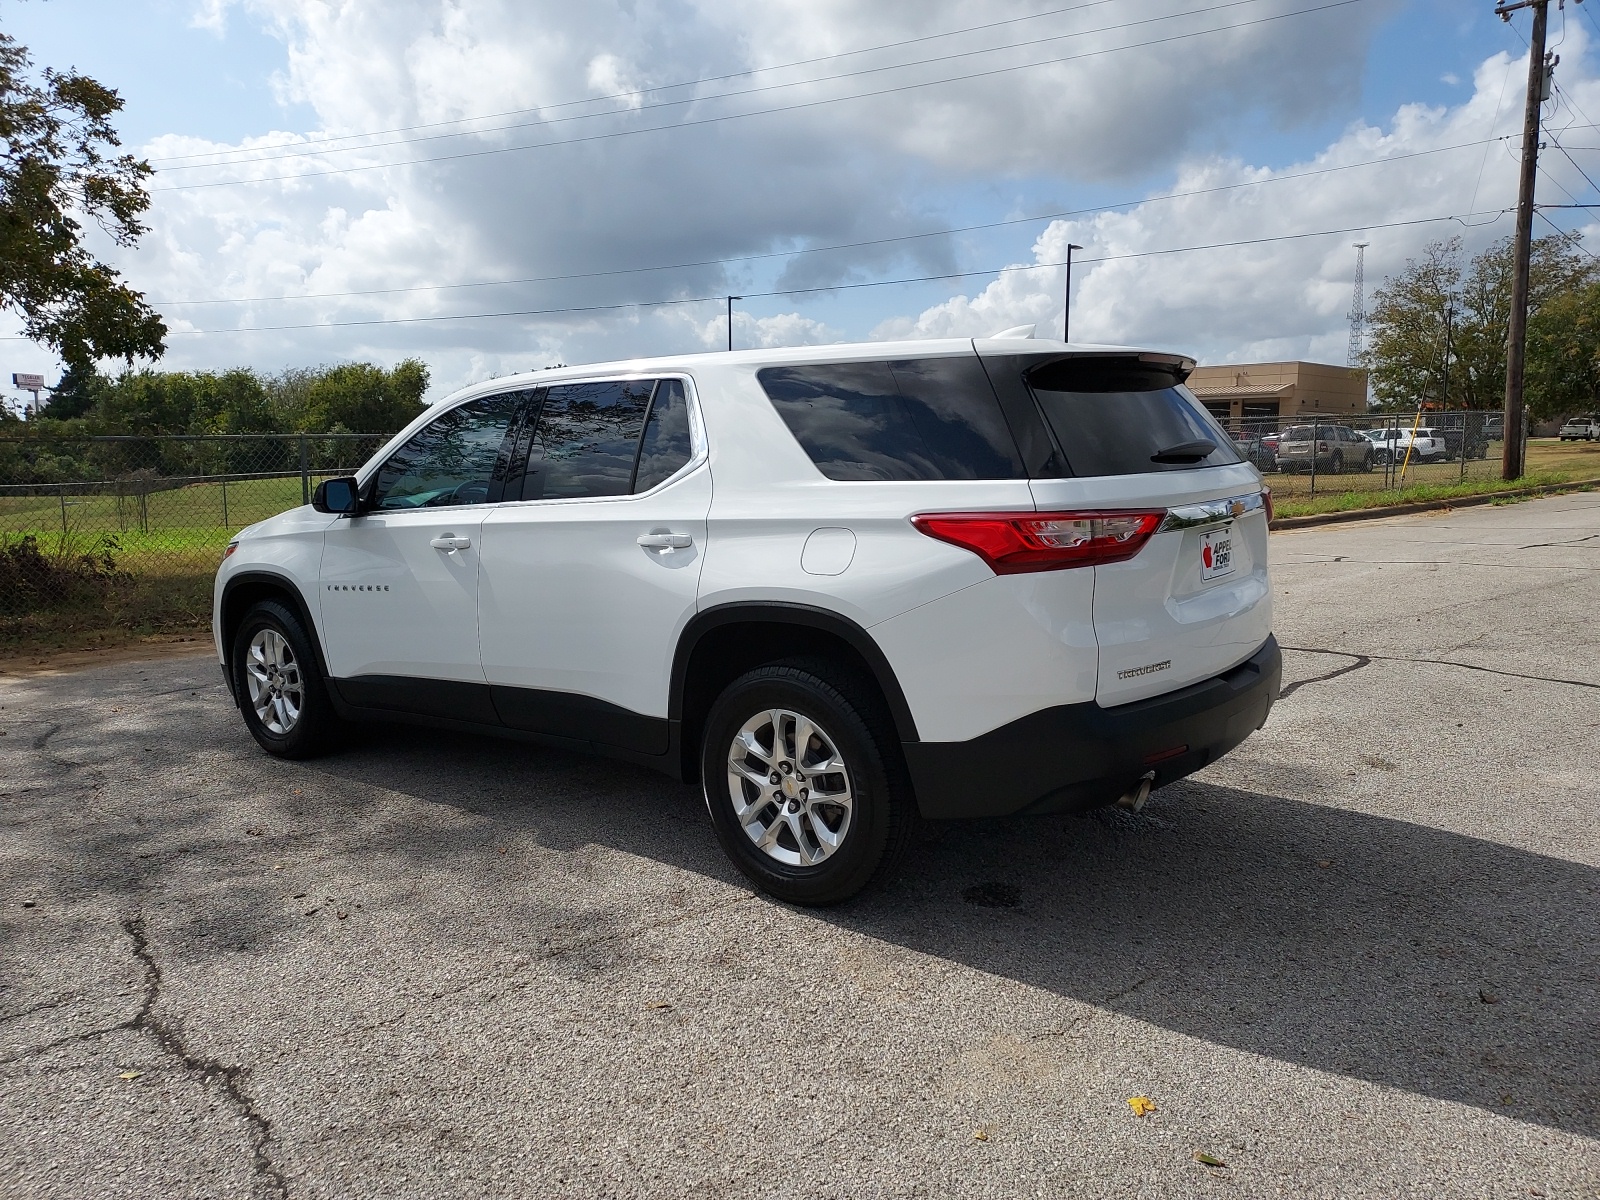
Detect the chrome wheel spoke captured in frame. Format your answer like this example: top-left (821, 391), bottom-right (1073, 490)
top-left (245, 627), bottom-right (302, 737)
top-left (725, 704), bottom-right (852, 869)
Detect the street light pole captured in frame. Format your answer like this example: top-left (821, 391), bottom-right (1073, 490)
top-left (1064, 244), bottom-right (1084, 343)
top-left (727, 295), bottom-right (742, 352)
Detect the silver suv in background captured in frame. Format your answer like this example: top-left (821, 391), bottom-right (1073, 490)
top-left (1276, 424), bottom-right (1374, 473)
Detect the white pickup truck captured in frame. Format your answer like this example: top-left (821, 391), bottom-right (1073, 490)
top-left (1558, 416), bottom-right (1600, 441)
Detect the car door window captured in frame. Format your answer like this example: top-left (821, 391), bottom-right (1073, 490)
top-left (522, 380), bottom-right (654, 501)
top-left (371, 392), bottom-right (525, 509)
top-left (633, 379), bottom-right (695, 492)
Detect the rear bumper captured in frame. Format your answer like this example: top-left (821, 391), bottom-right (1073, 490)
top-left (903, 635), bottom-right (1281, 819)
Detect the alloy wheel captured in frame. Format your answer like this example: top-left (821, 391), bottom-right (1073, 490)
top-left (726, 708), bottom-right (854, 868)
top-left (245, 627), bottom-right (303, 736)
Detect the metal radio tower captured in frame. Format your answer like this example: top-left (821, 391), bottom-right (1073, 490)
top-left (1346, 241), bottom-right (1369, 368)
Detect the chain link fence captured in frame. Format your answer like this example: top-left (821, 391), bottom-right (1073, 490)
top-left (1, 433), bottom-right (387, 630)
top-left (1210, 409), bottom-right (1519, 498)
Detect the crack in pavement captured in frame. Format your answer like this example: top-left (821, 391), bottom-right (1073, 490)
top-left (1279, 650), bottom-right (1374, 699)
top-left (29, 723), bottom-right (60, 750)
top-left (1281, 646), bottom-right (1600, 692)
top-left (1519, 532), bottom-right (1600, 550)
top-left (0, 993), bottom-right (78, 1025)
top-left (122, 914), bottom-right (291, 1200)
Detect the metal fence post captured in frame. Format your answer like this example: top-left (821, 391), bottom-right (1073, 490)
top-left (59, 487), bottom-right (68, 537)
top-left (1460, 411), bottom-right (1468, 483)
top-left (299, 435), bottom-right (311, 506)
top-left (221, 477), bottom-right (229, 528)
top-left (1309, 419), bottom-right (1319, 495)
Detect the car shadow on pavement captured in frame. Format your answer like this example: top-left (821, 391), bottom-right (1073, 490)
top-left (289, 723), bottom-right (1599, 1144)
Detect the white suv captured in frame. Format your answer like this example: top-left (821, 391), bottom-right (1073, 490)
top-left (215, 338), bottom-right (1280, 903)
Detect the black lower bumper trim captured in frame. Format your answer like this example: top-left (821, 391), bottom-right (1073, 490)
top-left (903, 635), bottom-right (1281, 819)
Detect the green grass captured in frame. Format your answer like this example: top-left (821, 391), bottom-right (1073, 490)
top-left (1272, 471), bottom-right (1599, 519)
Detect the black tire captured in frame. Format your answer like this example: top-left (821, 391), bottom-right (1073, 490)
top-left (231, 599), bottom-right (340, 759)
top-left (700, 660), bottom-right (914, 905)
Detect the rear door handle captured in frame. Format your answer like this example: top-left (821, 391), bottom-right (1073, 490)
top-left (430, 535), bottom-right (472, 551)
top-left (637, 532), bottom-right (692, 550)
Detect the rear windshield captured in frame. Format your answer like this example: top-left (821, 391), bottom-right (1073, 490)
top-left (1024, 358), bottom-right (1241, 476)
top-left (757, 356), bottom-right (1026, 481)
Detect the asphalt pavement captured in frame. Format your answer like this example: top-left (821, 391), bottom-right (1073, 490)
top-left (2, 492), bottom-right (1597, 1199)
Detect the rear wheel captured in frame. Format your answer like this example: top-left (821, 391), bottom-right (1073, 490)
top-left (700, 661), bottom-right (913, 905)
top-left (231, 599), bottom-right (339, 759)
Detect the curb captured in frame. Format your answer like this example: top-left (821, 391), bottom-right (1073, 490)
top-left (1269, 477), bottom-right (1600, 531)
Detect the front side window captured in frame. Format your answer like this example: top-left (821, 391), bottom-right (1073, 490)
top-left (371, 392), bottom-right (524, 509)
top-left (757, 356), bottom-right (1025, 482)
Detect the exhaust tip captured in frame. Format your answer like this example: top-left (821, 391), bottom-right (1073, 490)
top-left (1115, 771), bottom-right (1157, 813)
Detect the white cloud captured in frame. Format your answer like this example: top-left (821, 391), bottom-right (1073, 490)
top-left (51, 0), bottom-right (1593, 398)
top-left (884, 30), bottom-right (1600, 365)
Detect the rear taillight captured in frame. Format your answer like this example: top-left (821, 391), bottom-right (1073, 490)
top-left (1261, 486), bottom-right (1274, 523)
top-left (911, 510), bottom-right (1164, 573)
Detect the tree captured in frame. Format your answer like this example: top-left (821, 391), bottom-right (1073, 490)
top-left (0, 31), bottom-right (165, 368)
top-left (1526, 279), bottom-right (1600, 421)
top-left (289, 359), bottom-right (430, 432)
top-left (1365, 233), bottom-right (1595, 411)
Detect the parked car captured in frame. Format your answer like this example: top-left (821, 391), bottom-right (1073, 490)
top-left (1428, 413), bottom-right (1492, 460)
top-left (214, 337), bottom-right (1280, 904)
top-left (1275, 423), bottom-right (1373, 473)
top-left (1483, 415), bottom-right (1503, 440)
top-left (1233, 431), bottom-right (1279, 471)
top-left (1367, 426), bottom-right (1448, 466)
top-left (1559, 416), bottom-right (1600, 441)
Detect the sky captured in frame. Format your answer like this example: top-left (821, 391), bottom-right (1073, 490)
top-left (3, 0), bottom-right (1598, 406)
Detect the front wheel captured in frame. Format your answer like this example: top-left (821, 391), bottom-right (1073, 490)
top-left (231, 599), bottom-right (339, 759)
top-left (700, 662), bottom-right (913, 905)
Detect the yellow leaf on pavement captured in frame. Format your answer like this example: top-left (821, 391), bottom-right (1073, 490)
top-left (1195, 1151), bottom-right (1228, 1167)
top-left (118, 1071), bottom-right (141, 1081)
top-left (1127, 1096), bottom-right (1156, 1117)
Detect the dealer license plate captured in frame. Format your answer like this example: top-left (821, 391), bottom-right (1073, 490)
top-left (1200, 526), bottom-right (1235, 581)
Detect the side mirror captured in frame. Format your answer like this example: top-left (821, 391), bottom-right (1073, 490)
top-left (312, 477), bottom-right (362, 515)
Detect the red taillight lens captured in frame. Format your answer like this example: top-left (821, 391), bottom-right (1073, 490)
top-left (223, 542), bottom-right (238, 560)
top-left (911, 510), bottom-right (1164, 573)
top-left (1261, 486), bottom-right (1273, 523)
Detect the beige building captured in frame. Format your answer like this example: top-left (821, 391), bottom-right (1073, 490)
top-left (1186, 361), bottom-right (1369, 427)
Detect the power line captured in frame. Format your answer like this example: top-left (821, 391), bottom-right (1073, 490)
top-left (146, 0), bottom-right (1132, 167)
top-left (150, 136), bottom-right (1501, 307)
top-left (148, 209), bottom-right (1511, 337)
top-left (149, 0), bottom-right (1371, 193)
top-left (149, 0), bottom-right (1327, 175)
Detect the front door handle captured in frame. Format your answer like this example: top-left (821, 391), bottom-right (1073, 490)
top-left (637, 532), bottom-right (693, 550)
top-left (430, 535), bottom-right (472, 552)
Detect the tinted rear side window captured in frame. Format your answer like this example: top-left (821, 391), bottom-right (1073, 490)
top-left (633, 379), bottom-right (694, 491)
top-left (1025, 358), bottom-right (1242, 476)
top-left (757, 357), bottom-right (1025, 481)
top-left (523, 380), bottom-right (653, 500)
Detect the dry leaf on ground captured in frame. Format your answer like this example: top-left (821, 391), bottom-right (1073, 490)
top-left (1127, 1096), bottom-right (1156, 1117)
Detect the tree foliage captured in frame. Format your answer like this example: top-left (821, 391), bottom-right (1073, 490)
top-left (25, 358), bottom-right (430, 435)
top-left (0, 31), bottom-right (165, 367)
top-left (1365, 234), bottom-right (1596, 417)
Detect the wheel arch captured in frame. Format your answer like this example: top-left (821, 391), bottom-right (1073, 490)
top-left (219, 571), bottom-right (329, 696)
top-left (670, 602), bottom-right (919, 785)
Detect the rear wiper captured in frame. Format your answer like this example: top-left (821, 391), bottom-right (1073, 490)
top-left (1149, 438), bottom-right (1215, 464)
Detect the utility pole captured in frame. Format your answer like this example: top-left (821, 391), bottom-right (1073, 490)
top-left (1063, 244), bottom-right (1083, 342)
top-left (1496, 0), bottom-right (1555, 480)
